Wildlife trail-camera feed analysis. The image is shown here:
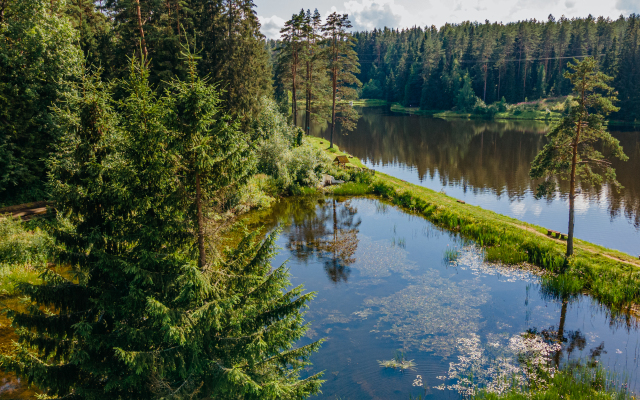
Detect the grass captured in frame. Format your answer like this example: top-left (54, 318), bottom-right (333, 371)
top-left (306, 136), bottom-right (366, 168)
top-left (307, 134), bottom-right (640, 314)
top-left (474, 364), bottom-right (635, 400)
top-left (0, 217), bottom-right (53, 296)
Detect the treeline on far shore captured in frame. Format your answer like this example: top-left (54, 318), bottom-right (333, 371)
top-left (346, 14), bottom-right (640, 121)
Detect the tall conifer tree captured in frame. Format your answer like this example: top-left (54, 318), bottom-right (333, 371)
top-left (530, 57), bottom-right (627, 256)
top-left (321, 12), bottom-right (361, 149)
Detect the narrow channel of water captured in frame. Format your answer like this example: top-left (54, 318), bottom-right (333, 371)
top-left (247, 197), bottom-right (640, 400)
top-left (305, 108), bottom-right (640, 256)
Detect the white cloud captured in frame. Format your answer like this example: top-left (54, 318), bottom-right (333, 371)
top-left (333, 0), bottom-right (406, 31)
top-left (258, 0), bottom-right (637, 39)
top-left (616, 0), bottom-right (640, 14)
top-left (259, 15), bottom-right (286, 39)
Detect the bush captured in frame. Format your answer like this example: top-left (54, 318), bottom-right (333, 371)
top-left (254, 98), bottom-right (331, 194)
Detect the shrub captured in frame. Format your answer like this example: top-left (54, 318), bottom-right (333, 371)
top-left (254, 98), bottom-right (331, 193)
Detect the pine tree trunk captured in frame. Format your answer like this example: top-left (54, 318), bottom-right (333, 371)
top-left (196, 172), bottom-right (205, 268)
top-left (292, 55), bottom-right (297, 126)
top-left (330, 65), bottom-right (337, 149)
top-left (134, 0), bottom-right (148, 57)
top-left (305, 61), bottom-right (311, 138)
top-left (483, 63), bottom-right (487, 102)
top-left (497, 66), bottom-right (501, 99)
top-left (567, 98), bottom-right (584, 257)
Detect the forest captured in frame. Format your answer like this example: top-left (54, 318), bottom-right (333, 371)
top-left (349, 15), bottom-right (640, 120)
top-left (2, 0), bottom-right (640, 398)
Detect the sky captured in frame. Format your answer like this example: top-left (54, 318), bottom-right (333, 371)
top-left (255, 0), bottom-right (640, 39)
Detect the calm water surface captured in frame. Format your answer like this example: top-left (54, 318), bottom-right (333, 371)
top-left (252, 197), bottom-right (640, 400)
top-left (306, 108), bottom-right (640, 256)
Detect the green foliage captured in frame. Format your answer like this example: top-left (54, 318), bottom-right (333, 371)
top-left (0, 217), bottom-right (53, 267)
top-left (0, 58), bottom-right (323, 399)
top-left (0, 217), bottom-right (53, 295)
top-left (0, 0), bottom-right (82, 204)
top-left (255, 98), bottom-right (331, 193)
top-left (362, 78), bottom-right (383, 98)
top-left (456, 72), bottom-right (479, 112)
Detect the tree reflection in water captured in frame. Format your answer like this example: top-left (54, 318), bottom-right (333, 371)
top-left (286, 198), bottom-right (361, 284)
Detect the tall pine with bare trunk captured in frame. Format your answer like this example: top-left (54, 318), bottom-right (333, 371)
top-left (322, 12), bottom-right (361, 149)
top-left (530, 57), bottom-right (628, 257)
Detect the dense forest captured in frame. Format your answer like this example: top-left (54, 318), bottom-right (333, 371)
top-left (0, 0), bottom-right (354, 397)
top-left (350, 15), bottom-right (640, 120)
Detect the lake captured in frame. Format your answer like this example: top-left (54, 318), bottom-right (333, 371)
top-left (249, 196), bottom-right (640, 400)
top-left (305, 108), bottom-right (640, 256)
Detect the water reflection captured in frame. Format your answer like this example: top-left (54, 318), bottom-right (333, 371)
top-left (305, 108), bottom-right (640, 254)
top-left (250, 197), bottom-right (640, 399)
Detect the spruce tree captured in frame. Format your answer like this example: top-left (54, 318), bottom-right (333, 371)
top-left (196, 0), bottom-right (273, 118)
top-left (321, 12), bottom-right (361, 149)
top-left (530, 57), bottom-right (628, 257)
top-left (166, 45), bottom-right (254, 268)
top-left (0, 57), bottom-right (323, 399)
top-left (0, 0), bottom-right (82, 204)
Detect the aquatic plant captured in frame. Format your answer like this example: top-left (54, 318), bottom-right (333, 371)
top-left (443, 246), bottom-right (460, 263)
top-left (365, 268), bottom-right (490, 357)
top-left (378, 351), bottom-right (417, 371)
top-left (434, 332), bottom-right (561, 397)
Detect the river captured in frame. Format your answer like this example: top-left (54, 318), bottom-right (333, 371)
top-left (305, 107), bottom-right (640, 256)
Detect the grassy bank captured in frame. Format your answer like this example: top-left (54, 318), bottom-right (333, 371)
top-left (307, 136), bottom-right (640, 315)
top-left (474, 364), bottom-right (635, 400)
top-left (389, 102), bottom-right (564, 122)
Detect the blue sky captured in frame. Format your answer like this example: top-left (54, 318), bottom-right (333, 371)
top-left (254, 0), bottom-right (640, 39)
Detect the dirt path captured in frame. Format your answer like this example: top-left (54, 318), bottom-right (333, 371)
top-left (0, 201), bottom-right (50, 220)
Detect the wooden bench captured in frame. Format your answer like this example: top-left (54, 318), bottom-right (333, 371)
top-left (546, 229), bottom-right (567, 240)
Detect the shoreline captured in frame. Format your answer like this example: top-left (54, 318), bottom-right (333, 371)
top-left (349, 99), bottom-right (640, 126)
top-left (306, 135), bottom-right (640, 314)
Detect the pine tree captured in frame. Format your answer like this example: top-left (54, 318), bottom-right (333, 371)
top-left (301, 9), bottom-right (328, 141)
top-left (530, 57), bottom-right (628, 256)
top-left (322, 12), bottom-right (361, 149)
top-left (615, 14), bottom-right (640, 121)
top-left (278, 10), bottom-right (305, 127)
top-left (0, 57), bottom-right (323, 399)
top-left (64, 0), bottom-right (112, 68)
